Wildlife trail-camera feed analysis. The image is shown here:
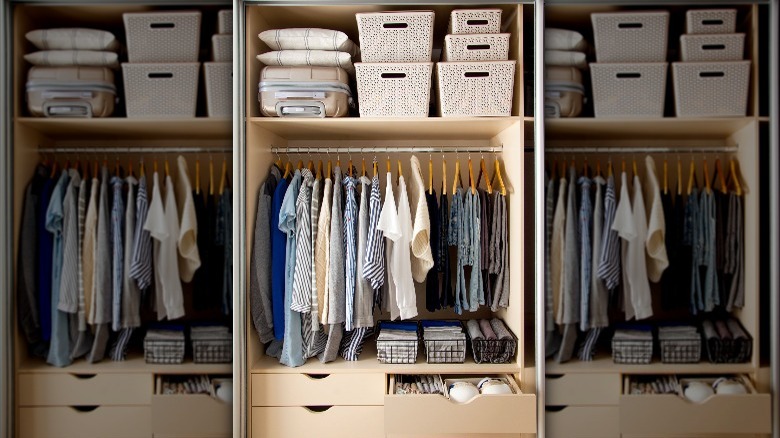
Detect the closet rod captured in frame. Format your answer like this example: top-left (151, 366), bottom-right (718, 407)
top-left (270, 146), bottom-right (503, 154)
top-left (37, 147), bottom-right (233, 154)
top-left (546, 146), bottom-right (739, 154)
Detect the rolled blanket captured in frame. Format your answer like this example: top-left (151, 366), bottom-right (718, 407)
top-left (466, 320), bottom-right (484, 340)
top-left (726, 319), bottom-right (747, 340)
top-left (702, 320), bottom-right (718, 340)
top-left (490, 318), bottom-right (513, 340)
top-left (479, 319), bottom-right (497, 340)
top-left (715, 320), bottom-right (733, 340)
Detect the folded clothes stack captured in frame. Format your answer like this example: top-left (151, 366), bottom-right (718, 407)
top-left (191, 325), bottom-right (232, 341)
top-left (422, 320), bottom-right (467, 364)
top-left (376, 321), bottom-right (419, 364)
top-left (658, 325), bottom-right (699, 340)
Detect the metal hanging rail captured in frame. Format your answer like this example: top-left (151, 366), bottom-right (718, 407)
top-left (269, 145), bottom-right (503, 154)
top-left (545, 146), bottom-right (739, 154)
top-left (36, 147), bottom-right (233, 154)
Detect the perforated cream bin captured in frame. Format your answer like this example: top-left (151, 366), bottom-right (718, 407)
top-left (355, 62), bottom-right (433, 117)
top-left (590, 62), bottom-right (668, 118)
top-left (437, 61), bottom-right (516, 117)
top-left (672, 60), bottom-right (750, 117)
top-left (122, 63), bottom-right (200, 118)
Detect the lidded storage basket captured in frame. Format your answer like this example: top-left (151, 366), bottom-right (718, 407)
top-left (437, 61), bottom-right (515, 116)
top-left (448, 9), bottom-right (502, 34)
top-left (122, 63), bottom-right (200, 118)
top-left (355, 62), bottom-right (433, 117)
top-left (672, 60), bottom-right (750, 117)
top-left (356, 11), bottom-right (434, 63)
top-left (443, 34), bottom-right (510, 62)
top-left (123, 11), bottom-right (202, 63)
top-left (591, 62), bottom-right (668, 118)
top-left (591, 11), bottom-right (669, 62)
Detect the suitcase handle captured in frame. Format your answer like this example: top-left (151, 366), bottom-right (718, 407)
top-left (42, 91), bottom-right (93, 100)
top-left (43, 101), bottom-right (92, 118)
top-left (274, 91), bottom-right (326, 99)
top-left (276, 101), bottom-right (326, 118)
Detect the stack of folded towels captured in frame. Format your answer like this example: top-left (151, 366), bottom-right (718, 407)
top-left (257, 28), bottom-right (361, 75)
top-left (376, 321), bottom-right (418, 364)
top-left (25, 28), bottom-right (121, 69)
top-left (466, 318), bottom-right (513, 341)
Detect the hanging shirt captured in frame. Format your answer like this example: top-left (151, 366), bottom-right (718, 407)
top-left (110, 176), bottom-right (124, 332)
top-left (83, 176), bottom-right (99, 325)
top-left (464, 188), bottom-right (483, 312)
top-left (58, 170), bottom-right (81, 315)
top-left (355, 176), bottom-right (374, 328)
top-left (279, 170), bottom-right (304, 368)
top-left (250, 166), bottom-right (279, 344)
top-left (70, 175), bottom-right (93, 360)
top-left (46, 169), bottom-right (71, 367)
top-left (309, 175), bottom-right (322, 331)
top-left (37, 176), bottom-right (54, 342)
top-left (552, 175), bottom-right (567, 325)
top-left (725, 192), bottom-right (744, 310)
top-left (378, 171), bottom-right (402, 320)
top-left (489, 191), bottom-right (510, 311)
top-left (590, 175), bottom-right (609, 328)
top-left (561, 167), bottom-right (580, 325)
top-left (209, 191), bottom-right (226, 311)
top-left (408, 156), bottom-right (434, 282)
top-left (479, 189), bottom-right (491, 306)
top-left (437, 189), bottom-right (453, 309)
top-left (644, 156), bottom-right (669, 282)
top-left (122, 176), bottom-right (141, 329)
top-left (394, 175), bottom-right (418, 320)
top-left (544, 174), bottom-right (561, 357)
top-left (315, 176), bottom-right (332, 325)
top-left (292, 169), bottom-right (315, 313)
top-left (192, 189), bottom-right (210, 310)
top-left (699, 190), bottom-right (719, 312)
top-left (684, 188), bottom-right (703, 313)
top-left (449, 188), bottom-right (465, 315)
top-left (129, 175), bottom-right (152, 291)
top-left (363, 173), bottom-right (385, 307)
top-left (327, 167), bottom-right (346, 325)
top-left (578, 175), bottom-right (593, 331)
top-left (270, 176), bottom-right (289, 340)
top-left (218, 185), bottom-right (233, 315)
top-left (424, 189), bottom-right (440, 312)
top-left (343, 174), bottom-right (358, 330)
top-left (597, 174), bottom-right (621, 290)
top-left (94, 166), bottom-right (112, 325)
top-left (175, 156), bottom-right (201, 282)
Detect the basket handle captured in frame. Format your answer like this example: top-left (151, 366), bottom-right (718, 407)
top-left (466, 43), bottom-right (492, 51)
top-left (149, 22), bottom-right (176, 29)
top-left (464, 71), bottom-right (490, 78)
top-left (615, 72), bottom-right (642, 79)
top-left (147, 72), bottom-right (174, 79)
top-left (382, 22), bottom-right (409, 29)
top-left (380, 72), bottom-right (407, 79)
top-left (466, 19), bottom-right (489, 26)
top-left (617, 22), bottom-right (644, 29)
top-left (701, 18), bottom-right (725, 26)
top-left (699, 71), bottom-right (726, 78)
top-left (701, 43), bottom-right (727, 51)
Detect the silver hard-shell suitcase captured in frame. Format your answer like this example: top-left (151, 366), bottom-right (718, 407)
top-left (258, 66), bottom-right (352, 117)
top-left (26, 66), bottom-right (116, 118)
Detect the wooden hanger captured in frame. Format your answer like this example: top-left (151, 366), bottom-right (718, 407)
top-left (164, 158), bottom-right (170, 178)
top-left (139, 159), bottom-right (145, 178)
top-left (428, 156), bottom-right (433, 195)
top-left (372, 159), bottom-right (378, 178)
top-left (195, 159), bottom-right (200, 195)
top-left (583, 158), bottom-right (589, 178)
top-left (397, 160), bottom-right (403, 181)
top-left (703, 158), bottom-right (711, 194)
top-left (596, 159), bottom-right (602, 178)
top-left (715, 158), bottom-right (727, 194)
top-left (687, 158), bottom-right (697, 195)
top-left (607, 159), bottom-right (613, 178)
top-left (347, 158), bottom-right (352, 177)
top-left (452, 158), bottom-right (461, 195)
top-left (386, 156), bottom-right (391, 174)
top-left (730, 158), bottom-right (743, 196)
top-left (442, 157), bottom-right (447, 196)
top-left (209, 156), bottom-right (216, 195)
top-left (297, 160), bottom-right (304, 171)
top-left (632, 157), bottom-right (638, 178)
top-left (283, 160), bottom-right (291, 179)
top-left (128, 159), bottom-right (134, 178)
top-left (468, 157), bottom-right (476, 195)
top-left (154, 158), bottom-right (158, 174)
top-left (50, 159), bottom-right (59, 178)
top-left (326, 160), bottom-right (332, 179)
top-left (677, 157), bottom-right (683, 196)
top-left (308, 160), bottom-right (315, 173)
top-left (219, 158), bottom-right (228, 195)
top-left (114, 158), bottom-right (120, 176)
top-left (494, 157), bottom-right (507, 196)
top-left (663, 158), bottom-right (668, 195)
top-left (275, 153), bottom-right (283, 170)
top-left (362, 158), bottom-right (367, 177)
top-left (317, 160), bottom-right (323, 179)
top-left (93, 160), bottom-right (99, 179)
top-left (622, 158), bottom-right (626, 174)
top-left (480, 156), bottom-right (492, 194)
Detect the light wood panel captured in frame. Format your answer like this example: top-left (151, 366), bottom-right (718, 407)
top-left (18, 373), bottom-right (152, 406)
top-left (545, 117), bottom-right (754, 143)
top-left (545, 406), bottom-right (620, 438)
top-left (17, 354), bottom-right (231, 375)
top-left (251, 373), bottom-right (385, 406)
top-left (151, 394), bottom-right (232, 437)
top-left (546, 353), bottom-right (757, 375)
top-left (545, 373), bottom-right (620, 406)
top-left (251, 406), bottom-right (385, 438)
top-left (15, 118), bottom-right (231, 142)
top-left (19, 406), bottom-right (151, 438)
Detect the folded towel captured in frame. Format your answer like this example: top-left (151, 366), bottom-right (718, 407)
top-left (479, 319), bottom-right (497, 340)
top-left (727, 319), bottom-right (747, 340)
top-left (702, 320), bottom-right (717, 340)
top-left (715, 320), bottom-right (733, 340)
top-left (467, 320), bottom-right (484, 340)
top-left (490, 318), bottom-right (513, 340)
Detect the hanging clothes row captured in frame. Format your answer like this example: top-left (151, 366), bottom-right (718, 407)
top-left (16, 153), bottom-right (233, 368)
top-left (250, 151), bottom-right (510, 368)
top-left (544, 153), bottom-right (745, 363)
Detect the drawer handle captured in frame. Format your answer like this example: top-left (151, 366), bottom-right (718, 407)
top-left (150, 22), bottom-right (175, 29)
top-left (383, 22), bottom-right (408, 29)
top-left (71, 373), bottom-right (97, 380)
top-left (71, 406), bottom-right (99, 413)
top-left (546, 374), bottom-right (564, 380)
top-left (304, 374), bottom-right (330, 380)
top-left (616, 72), bottom-right (641, 79)
top-left (545, 406), bottom-right (568, 412)
top-left (304, 406), bottom-right (333, 413)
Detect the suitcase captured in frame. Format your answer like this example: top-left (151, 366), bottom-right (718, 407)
top-left (544, 66), bottom-right (585, 118)
top-left (26, 66), bottom-right (116, 117)
top-left (258, 66), bottom-right (352, 117)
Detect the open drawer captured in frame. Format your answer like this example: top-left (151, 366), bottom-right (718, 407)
top-left (620, 375), bottom-right (771, 435)
top-left (385, 374), bottom-right (536, 435)
top-left (152, 375), bottom-right (231, 438)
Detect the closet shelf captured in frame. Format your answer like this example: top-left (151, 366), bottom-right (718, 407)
top-left (15, 117), bottom-right (232, 141)
top-left (18, 355), bottom-right (232, 375)
top-left (249, 117), bottom-right (522, 141)
top-left (546, 355), bottom-right (755, 375)
top-left (252, 343), bottom-right (522, 374)
top-left (544, 117), bottom-right (756, 142)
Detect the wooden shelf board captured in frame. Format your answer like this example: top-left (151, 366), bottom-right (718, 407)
top-left (19, 354), bottom-right (232, 375)
top-left (249, 117), bottom-right (521, 141)
top-left (252, 342), bottom-right (522, 374)
top-left (759, 116), bottom-right (770, 122)
top-left (546, 355), bottom-right (756, 375)
top-left (15, 117), bottom-right (232, 141)
top-left (545, 117), bottom-right (755, 141)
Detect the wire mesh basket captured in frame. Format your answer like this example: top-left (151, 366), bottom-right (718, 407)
top-left (611, 338), bottom-right (653, 364)
top-left (704, 319), bottom-right (753, 363)
top-left (376, 321), bottom-right (420, 364)
top-left (659, 337), bottom-right (701, 363)
top-left (422, 321), bottom-right (467, 364)
top-left (144, 337), bottom-right (185, 364)
top-left (470, 320), bottom-right (517, 364)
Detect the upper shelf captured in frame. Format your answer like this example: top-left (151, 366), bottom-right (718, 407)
top-left (249, 117), bottom-right (522, 141)
top-left (19, 354), bottom-right (232, 375)
top-left (544, 117), bottom-right (756, 143)
top-left (546, 355), bottom-right (756, 375)
top-left (15, 118), bottom-right (232, 142)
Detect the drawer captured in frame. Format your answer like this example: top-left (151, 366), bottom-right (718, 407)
top-left (385, 374), bottom-right (536, 435)
top-left (19, 406), bottom-right (151, 438)
top-left (251, 406), bottom-right (384, 438)
top-left (152, 394), bottom-right (231, 437)
top-left (546, 406), bottom-right (620, 438)
top-left (19, 373), bottom-right (152, 406)
top-left (251, 373), bottom-right (384, 406)
top-left (620, 376), bottom-right (771, 435)
top-left (546, 373), bottom-right (621, 405)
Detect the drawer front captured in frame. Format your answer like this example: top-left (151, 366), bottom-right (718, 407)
top-left (252, 373), bottom-right (384, 406)
top-left (546, 406), bottom-right (619, 438)
top-left (546, 373), bottom-right (620, 406)
top-left (152, 394), bottom-right (231, 437)
top-left (620, 392), bottom-right (772, 435)
top-left (19, 373), bottom-right (152, 406)
top-left (251, 406), bottom-right (384, 438)
top-left (19, 406), bottom-right (151, 438)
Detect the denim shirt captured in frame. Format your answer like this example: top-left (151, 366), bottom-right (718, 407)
top-left (46, 170), bottom-right (71, 367)
top-left (279, 170), bottom-right (304, 367)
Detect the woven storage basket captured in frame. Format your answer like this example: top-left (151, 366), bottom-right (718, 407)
top-left (591, 62), bottom-right (668, 118)
top-left (212, 34), bottom-right (232, 62)
top-left (448, 9), bottom-right (502, 34)
top-left (356, 11), bottom-right (434, 63)
top-left (355, 62), bottom-right (432, 117)
top-left (470, 321), bottom-right (517, 364)
top-left (612, 338), bottom-right (653, 364)
top-left (193, 338), bottom-right (232, 363)
top-left (686, 9), bottom-right (737, 34)
top-left (681, 34), bottom-right (744, 62)
top-left (205, 62), bottom-right (232, 117)
top-left (672, 60), bottom-right (750, 117)
top-left (218, 9), bottom-right (232, 34)
top-left (437, 61), bottom-right (515, 117)
top-left (123, 11), bottom-right (201, 63)
top-left (122, 63), bottom-right (200, 118)
top-left (443, 34), bottom-right (510, 62)
top-left (592, 11), bottom-right (669, 62)
top-left (144, 339), bottom-right (185, 364)
top-left (659, 337), bottom-right (702, 363)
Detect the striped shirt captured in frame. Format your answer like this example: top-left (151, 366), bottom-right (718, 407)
top-left (309, 177), bottom-right (321, 331)
top-left (597, 174), bottom-right (621, 290)
top-left (363, 173), bottom-right (385, 295)
top-left (76, 178), bottom-right (87, 330)
top-left (340, 327), bottom-right (372, 361)
top-left (291, 168), bottom-right (314, 313)
top-left (343, 175), bottom-right (358, 331)
top-left (57, 170), bottom-right (81, 315)
top-left (110, 176), bottom-right (124, 331)
top-left (109, 327), bottom-right (133, 361)
top-left (129, 175), bottom-right (152, 291)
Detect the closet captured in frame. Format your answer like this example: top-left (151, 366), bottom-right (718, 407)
top-left (539, 2), bottom-right (775, 438)
top-left (237, 2), bottom-right (537, 437)
top-left (5, 2), bottom-right (233, 437)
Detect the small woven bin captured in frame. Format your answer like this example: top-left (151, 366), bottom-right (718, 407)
top-left (471, 321), bottom-right (517, 364)
top-left (437, 60), bottom-right (516, 117)
top-left (144, 338), bottom-right (185, 364)
top-left (355, 62), bottom-right (433, 117)
top-left (356, 11), bottom-right (434, 63)
top-left (612, 338), bottom-right (653, 364)
top-left (448, 9), bottom-right (502, 35)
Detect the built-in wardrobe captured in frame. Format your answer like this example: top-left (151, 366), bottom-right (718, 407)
top-left (1, 1), bottom-right (234, 437)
